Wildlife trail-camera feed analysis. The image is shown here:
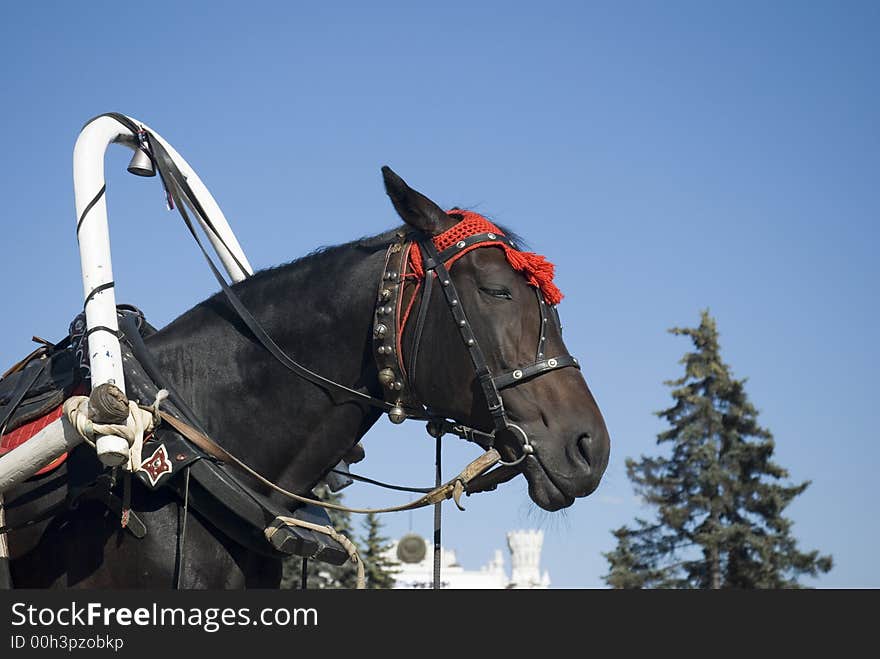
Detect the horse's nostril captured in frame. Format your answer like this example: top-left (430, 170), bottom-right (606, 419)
top-left (577, 433), bottom-right (592, 467)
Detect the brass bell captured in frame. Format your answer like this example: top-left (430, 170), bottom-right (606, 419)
top-left (388, 405), bottom-right (406, 424)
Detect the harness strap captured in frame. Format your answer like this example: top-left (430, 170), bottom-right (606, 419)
top-left (158, 411), bottom-right (499, 514)
top-left (0, 499), bottom-right (67, 536)
top-left (407, 262), bottom-right (433, 392)
top-left (148, 137), bottom-right (403, 415)
top-left (174, 466), bottom-right (191, 590)
top-left (0, 358), bottom-right (50, 435)
top-left (493, 355), bottom-right (580, 390)
top-left (2, 344), bottom-right (49, 380)
top-left (435, 231), bottom-right (516, 263)
top-left (373, 237), bottom-right (423, 417)
top-left (417, 237), bottom-right (509, 433)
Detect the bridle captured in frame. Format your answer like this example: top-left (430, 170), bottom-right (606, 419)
top-left (372, 225), bottom-right (581, 467)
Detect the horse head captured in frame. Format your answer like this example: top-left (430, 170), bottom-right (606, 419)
top-left (382, 167), bottom-right (610, 512)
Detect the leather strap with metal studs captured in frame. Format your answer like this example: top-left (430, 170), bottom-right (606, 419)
top-left (373, 231), bottom-right (421, 423)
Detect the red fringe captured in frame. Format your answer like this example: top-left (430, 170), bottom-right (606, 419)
top-left (408, 211), bottom-right (563, 305)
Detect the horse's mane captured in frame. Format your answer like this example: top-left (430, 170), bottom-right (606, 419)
top-left (162, 213), bottom-right (532, 332)
top-left (239, 227), bottom-right (402, 289)
top-left (238, 216), bottom-right (527, 288)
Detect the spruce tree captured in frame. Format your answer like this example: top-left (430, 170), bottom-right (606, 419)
top-left (604, 310), bottom-right (832, 589)
top-left (281, 485), bottom-right (359, 589)
top-left (360, 512), bottom-right (400, 589)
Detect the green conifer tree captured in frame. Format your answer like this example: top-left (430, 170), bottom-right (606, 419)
top-left (604, 310), bottom-right (832, 588)
top-left (360, 512), bottom-right (400, 589)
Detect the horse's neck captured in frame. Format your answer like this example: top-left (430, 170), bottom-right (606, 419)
top-left (144, 244), bottom-right (388, 490)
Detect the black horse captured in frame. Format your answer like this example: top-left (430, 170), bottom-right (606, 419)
top-left (3, 168), bottom-right (610, 588)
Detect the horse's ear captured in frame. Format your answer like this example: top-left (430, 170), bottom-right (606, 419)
top-left (382, 166), bottom-right (456, 235)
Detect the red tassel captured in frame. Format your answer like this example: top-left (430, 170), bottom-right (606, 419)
top-left (405, 210), bottom-right (564, 306)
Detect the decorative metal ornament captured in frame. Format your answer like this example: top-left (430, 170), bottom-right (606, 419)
top-left (378, 368), bottom-right (395, 388)
top-left (388, 405), bottom-right (407, 424)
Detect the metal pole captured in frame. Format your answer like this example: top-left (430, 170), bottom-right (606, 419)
top-left (433, 436), bottom-right (442, 589)
top-left (72, 113), bottom-right (255, 469)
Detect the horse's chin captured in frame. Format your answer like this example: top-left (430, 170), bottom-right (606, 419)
top-left (520, 456), bottom-right (576, 512)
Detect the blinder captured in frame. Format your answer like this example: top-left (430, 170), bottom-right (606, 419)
top-left (373, 227), bottom-right (582, 467)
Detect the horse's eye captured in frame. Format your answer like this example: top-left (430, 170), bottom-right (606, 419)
top-left (479, 286), bottom-right (513, 300)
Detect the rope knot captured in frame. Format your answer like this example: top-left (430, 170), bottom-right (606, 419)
top-left (63, 386), bottom-right (166, 473)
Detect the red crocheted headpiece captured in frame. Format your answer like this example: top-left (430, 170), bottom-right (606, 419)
top-left (408, 210), bottom-right (563, 305)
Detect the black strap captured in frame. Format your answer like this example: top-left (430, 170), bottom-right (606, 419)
top-left (418, 237), bottom-right (509, 432)
top-left (435, 231), bottom-right (514, 263)
top-left (118, 312), bottom-right (210, 437)
top-left (148, 137), bottom-right (398, 413)
top-left (493, 355), bottom-right (580, 390)
top-left (83, 281), bottom-right (115, 308)
top-left (83, 325), bottom-right (122, 340)
top-left (76, 184), bottom-right (106, 238)
top-left (174, 466), bottom-right (191, 590)
top-left (330, 468), bottom-right (433, 494)
top-left (0, 358), bottom-right (50, 433)
top-left (406, 269), bottom-right (433, 391)
top-left (0, 499), bottom-right (66, 536)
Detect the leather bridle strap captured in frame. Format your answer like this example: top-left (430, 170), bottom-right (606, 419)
top-left (493, 355), bottom-right (580, 390)
top-left (435, 231), bottom-right (516, 262)
top-left (406, 260), bottom-right (434, 395)
top-left (416, 236), bottom-right (509, 432)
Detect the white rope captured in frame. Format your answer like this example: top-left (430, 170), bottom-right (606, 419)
top-left (63, 390), bottom-right (168, 472)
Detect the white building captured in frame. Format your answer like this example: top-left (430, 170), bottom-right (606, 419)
top-left (386, 529), bottom-right (551, 589)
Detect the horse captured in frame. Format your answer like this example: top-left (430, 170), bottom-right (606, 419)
top-left (2, 167), bottom-right (610, 588)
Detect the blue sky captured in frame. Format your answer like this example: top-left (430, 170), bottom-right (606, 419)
top-left (1, 1), bottom-right (877, 587)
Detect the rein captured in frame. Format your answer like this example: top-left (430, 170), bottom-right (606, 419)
top-left (159, 411), bottom-right (500, 513)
